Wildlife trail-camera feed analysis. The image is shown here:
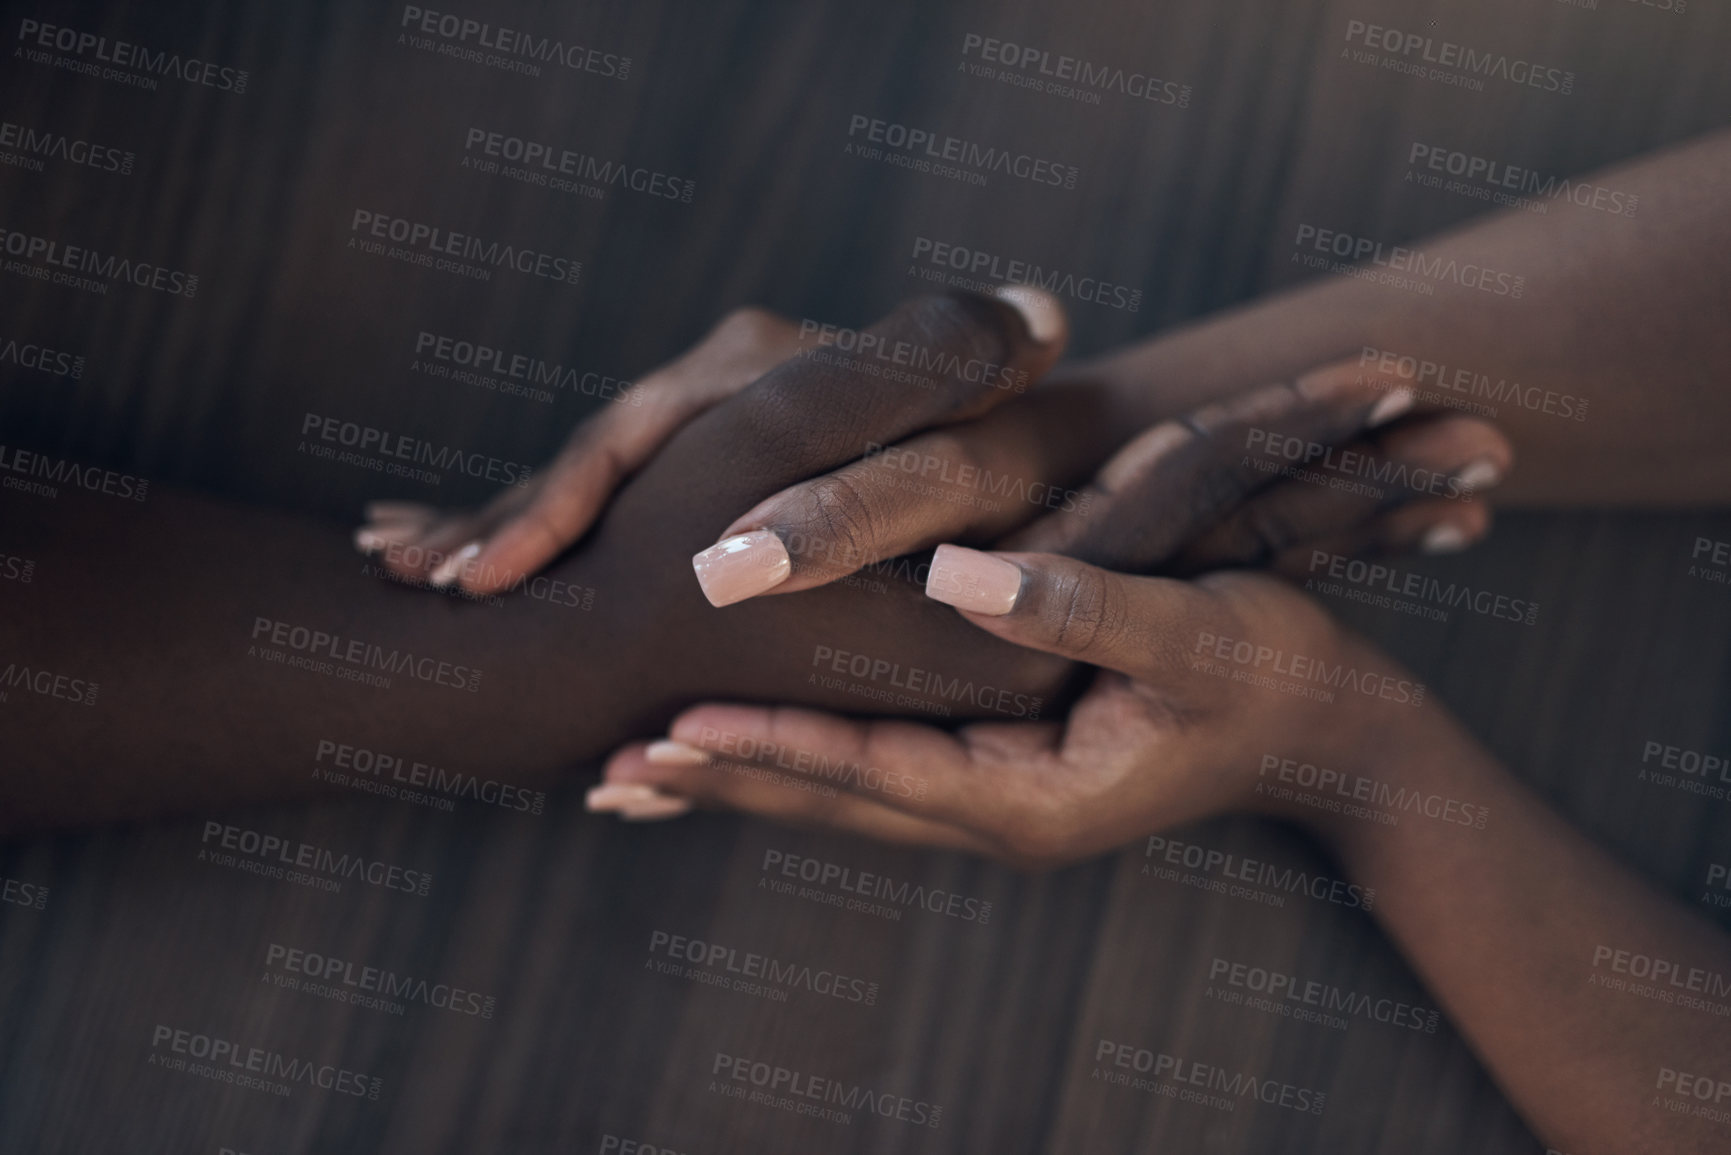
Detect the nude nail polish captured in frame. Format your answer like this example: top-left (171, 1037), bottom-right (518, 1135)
top-left (619, 796), bottom-right (694, 821)
top-left (586, 782), bottom-right (666, 812)
top-left (646, 740), bottom-right (709, 766)
top-left (1367, 388), bottom-right (1416, 427)
top-left (1456, 460), bottom-right (1501, 493)
top-left (692, 530), bottom-right (791, 607)
top-left (992, 284), bottom-right (1064, 344)
top-left (1422, 524), bottom-right (1470, 554)
top-left (428, 541), bottom-right (481, 588)
top-left (924, 544), bottom-right (1023, 616)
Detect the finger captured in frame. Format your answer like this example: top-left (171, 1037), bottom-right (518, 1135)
top-left (1004, 366), bottom-right (1415, 572)
top-left (449, 310), bottom-right (811, 593)
top-left (700, 381), bottom-right (1112, 597)
top-left (1169, 412), bottom-right (1512, 574)
top-left (1270, 498), bottom-right (1493, 579)
top-left (598, 739), bottom-right (994, 852)
top-left (689, 287), bottom-right (1069, 606)
top-left (921, 544), bottom-right (1231, 689)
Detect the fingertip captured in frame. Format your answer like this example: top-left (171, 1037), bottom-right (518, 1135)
top-left (991, 284), bottom-right (1067, 348)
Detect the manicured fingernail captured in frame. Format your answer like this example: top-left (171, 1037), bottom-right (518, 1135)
top-left (925, 544), bottom-right (1023, 616)
top-left (646, 740), bottom-right (709, 766)
top-left (1422, 524), bottom-right (1471, 554)
top-left (619, 796), bottom-right (693, 822)
top-left (692, 530), bottom-right (791, 607)
top-left (586, 782), bottom-right (666, 812)
top-left (1455, 460), bottom-right (1501, 492)
top-left (353, 523), bottom-right (422, 554)
top-left (1367, 388), bottom-right (1416, 427)
top-left (993, 284), bottom-right (1064, 344)
top-left (429, 541), bottom-right (481, 588)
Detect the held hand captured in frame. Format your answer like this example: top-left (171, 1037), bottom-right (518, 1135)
top-left (351, 288), bottom-right (1070, 594)
top-left (589, 373), bottom-right (1494, 835)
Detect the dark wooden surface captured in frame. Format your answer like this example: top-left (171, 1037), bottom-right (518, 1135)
top-left (3, 0), bottom-right (1730, 1151)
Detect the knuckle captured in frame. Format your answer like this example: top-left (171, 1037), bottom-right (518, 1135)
top-left (801, 471), bottom-right (884, 572)
top-left (1053, 564), bottom-right (1130, 659)
top-left (903, 293), bottom-right (1018, 371)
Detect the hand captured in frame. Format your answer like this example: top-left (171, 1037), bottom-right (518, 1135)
top-left (590, 373), bottom-right (1501, 838)
top-left (351, 287), bottom-right (1069, 594)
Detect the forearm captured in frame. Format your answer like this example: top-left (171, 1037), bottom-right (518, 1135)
top-left (0, 486), bottom-right (641, 830)
top-left (1294, 693), bottom-right (1731, 1152)
top-left (1072, 129), bottom-right (1731, 505)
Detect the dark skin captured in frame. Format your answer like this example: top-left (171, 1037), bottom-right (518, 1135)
top-left (0, 296), bottom-right (1085, 831)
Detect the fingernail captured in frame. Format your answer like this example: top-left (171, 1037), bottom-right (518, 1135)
top-left (429, 541), bottom-right (481, 588)
top-left (646, 740), bottom-right (709, 766)
top-left (1455, 460), bottom-right (1501, 493)
top-left (925, 544), bottom-right (1023, 616)
top-left (353, 523), bottom-right (421, 554)
top-left (586, 782), bottom-right (666, 812)
top-left (692, 530), bottom-right (791, 607)
top-left (993, 284), bottom-right (1064, 344)
top-left (619, 796), bottom-right (694, 822)
top-left (1367, 388), bottom-right (1416, 427)
top-left (1422, 524), bottom-right (1471, 554)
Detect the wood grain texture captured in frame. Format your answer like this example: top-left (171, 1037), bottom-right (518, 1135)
top-left (2, 0), bottom-right (1729, 1151)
